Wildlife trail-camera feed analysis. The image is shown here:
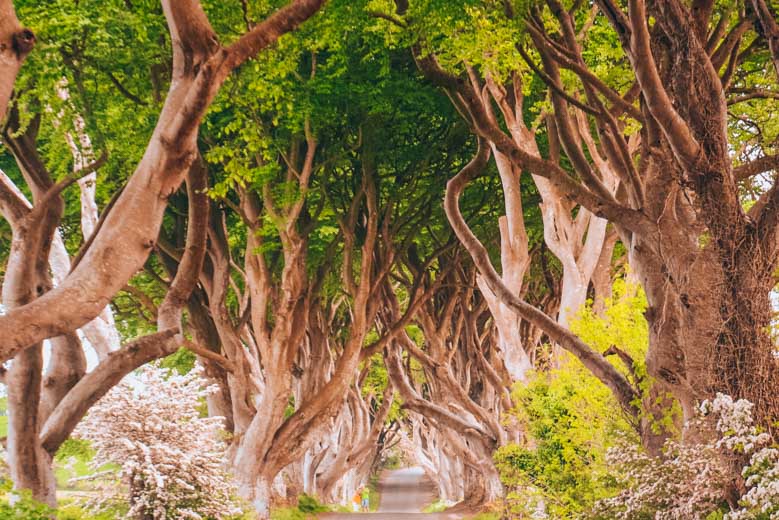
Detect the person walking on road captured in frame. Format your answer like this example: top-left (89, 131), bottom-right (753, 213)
top-left (360, 486), bottom-right (370, 512)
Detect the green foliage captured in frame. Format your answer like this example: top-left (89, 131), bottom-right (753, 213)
top-left (284, 394), bottom-right (297, 419)
top-left (54, 438), bottom-right (96, 490)
top-left (361, 354), bottom-right (403, 422)
top-left (159, 347), bottom-right (197, 375)
top-left (0, 397), bottom-right (7, 438)
top-left (56, 501), bottom-right (128, 520)
top-left (381, 453), bottom-right (403, 470)
top-left (423, 499), bottom-right (448, 513)
top-left (0, 479), bottom-right (54, 519)
top-left (0, 491), bottom-right (128, 520)
top-left (466, 514), bottom-right (501, 520)
top-left (5, 0), bottom-right (167, 265)
top-left (269, 494), bottom-right (330, 520)
top-left (56, 438), bottom-right (94, 462)
top-left (572, 277), bottom-right (681, 436)
top-left (297, 494), bottom-right (328, 513)
top-left (570, 277), bottom-right (648, 369)
top-left (494, 278), bottom-right (649, 518)
top-left (269, 506), bottom-right (309, 520)
top-left (367, 475), bottom-right (381, 512)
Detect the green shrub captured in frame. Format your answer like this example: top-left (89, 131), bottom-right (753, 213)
top-left (57, 501), bottom-right (128, 520)
top-left (297, 493), bottom-right (328, 513)
top-left (381, 453), bottom-right (403, 470)
top-left (467, 514), bottom-right (500, 520)
top-left (0, 479), bottom-right (54, 520)
top-left (422, 499), bottom-right (447, 513)
top-left (494, 278), bottom-right (651, 518)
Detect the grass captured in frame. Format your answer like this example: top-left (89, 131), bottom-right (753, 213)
top-left (466, 512), bottom-right (500, 520)
top-left (51, 438), bottom-right (122, 493)
top-left (423, 499), bottom-right (448, 513)
top-left (270, 506), bottom-right (311, 520)
top-left (270, 493), bottom-right (331, 520)
top-left (368, 475), bottom-right (381, 512)
top-left (54, 457), bottom-right (94, 490)
top-left (56, 500), bottom-right (128, 520)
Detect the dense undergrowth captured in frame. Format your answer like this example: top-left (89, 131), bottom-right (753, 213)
top-left (491, 280), bottom-right (779, 519)
top-left (493, 279), bottom-right (647, 518)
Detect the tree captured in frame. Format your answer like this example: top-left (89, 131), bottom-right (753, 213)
top-left (156, 9), bottom-right (479, 511)
top-left (0, 0), bottom-right (325, 504)
top-left (379, 0), bottom-right (779, 447)
top-left (381, 259), bottom-right (521, 507)
top-left (0, 0), bottom-right (326, 359)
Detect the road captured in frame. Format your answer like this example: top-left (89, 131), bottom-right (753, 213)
top-left (321, 467), bottom-right (463, 519)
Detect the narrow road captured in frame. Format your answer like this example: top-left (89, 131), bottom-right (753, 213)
top-left (321, 467), bottom-right (462, 519)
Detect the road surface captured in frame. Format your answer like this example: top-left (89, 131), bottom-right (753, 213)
top-left (321, 466), bottom-right (463, 519)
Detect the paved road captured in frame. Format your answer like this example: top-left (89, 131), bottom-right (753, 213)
top-left (321, 467), bottom-right (462, 519)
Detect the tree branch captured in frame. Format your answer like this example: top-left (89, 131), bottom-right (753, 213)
top-left (735, 154), bottom-right (779, 181)
top-left (223, 0), bottom-right (327, 71)
top-left (157, 157), bottom-right (210, 331)
top-left (0, 169), bottom-right (32, 227)
top-left (443, 139), bottom-right (640, 415)
top-left (626, 0), bottom-right (701, 171)
top-left (39, 330), bottom-right (179, 454)
top-left (751, 0), bottom-right (779, 78)
top-left (28, 151), bottom-right (107, 217)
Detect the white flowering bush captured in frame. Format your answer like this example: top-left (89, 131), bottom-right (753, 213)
top-left (711, 395), bottom-right (778, 520)
top-left (74, 366), bottom-right (240, 519)
top-left (593, 436), bottom-right (728, 519)
top-left (595, 394), bottom-right (779, 520)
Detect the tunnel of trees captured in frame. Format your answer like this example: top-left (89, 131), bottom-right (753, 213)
top-left (1, 0), bottom-right (779, 518)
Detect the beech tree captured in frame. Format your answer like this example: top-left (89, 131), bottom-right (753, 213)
top-left (3, 0), bottom-right (778, 515)
top-left (0, 0), bottom-right (325, 505)
top-left (382, 260), bottom-right (521, 507)
top-left (0, 0), bottom-right (326, 357)
top-left (146, 13), bottom-right (481, 512)
top-left (310, 383), bottom-right (395, 503)
top-left (378, 0), bottom-right (779, 447)
top-left (180, 111), bottom-right (450, 516)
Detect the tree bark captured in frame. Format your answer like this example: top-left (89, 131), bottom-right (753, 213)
top-left (0, 0), bottom-right (34, 123)
top-left (591, 226), bottom-right (618, 316)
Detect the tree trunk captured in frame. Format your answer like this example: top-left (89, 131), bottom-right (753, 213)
top-left (236, 474), bottom-right (272, 520)
top-left (6, 346), bottom-right (57, 506)
top-left (632, 229), bottom-right (779, 425)
top-left (591, 226), bottom-right (618, 316)
top-left (0, 1), bottom-right (34, 123)
top-left (478, 147), bottom-right (534, 382)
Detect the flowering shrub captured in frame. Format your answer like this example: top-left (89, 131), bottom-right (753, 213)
top-left (711, 395), bottom-right (778, 520)
top-left (595, 394), bottom-right (779, 520)
top-left (74, 366), bottom-right (240, 519)
top-left (593, 436), bottom-right (728, 519)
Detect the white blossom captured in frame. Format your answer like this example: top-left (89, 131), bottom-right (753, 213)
top-left (595, 393), bottom-right (779, 519)
top-left (74, 366), bottom-right (240, 519)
